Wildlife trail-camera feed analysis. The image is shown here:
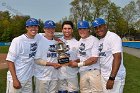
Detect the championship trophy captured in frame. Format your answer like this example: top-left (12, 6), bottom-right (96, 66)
top-left (55, 42), bottom-right (69, 64)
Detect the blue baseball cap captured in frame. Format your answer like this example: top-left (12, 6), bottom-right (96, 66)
top-left (92, 18), bottom-right (106, 28)
top-left (44, 20), bottom-right (56, 28)
top-left (77, 20), bottom-right (89, 29)
top-left (26, 18), bottom-right (39, 27)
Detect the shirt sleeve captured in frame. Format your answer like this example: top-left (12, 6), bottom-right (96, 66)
top-left (110, 34), bottom-right (122, 54)
top-left (6, 38), bottom-right (21, 62)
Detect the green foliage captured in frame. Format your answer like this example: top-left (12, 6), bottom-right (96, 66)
top-left (1, 28), bottom-right (12, 42)
top-left (0, 11), bottom-right (46, 41)
top-left (9, 15), bottom-right (30, 40)
top-left (0, 11), bottom-right (11, 41)
top-left (38, 19), bottom-right (44, 33)
top-left (0, 11), bottom-right (30, 41)
top-left (0, 0), bottom-right (140, 41)
top-left (68, 0), bottom-right (140, 39)
top-left (55, 22), bottom-right (62, 32)
top-left (70, 0), bottom-right (109, 22)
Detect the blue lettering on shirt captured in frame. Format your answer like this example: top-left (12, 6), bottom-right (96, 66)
top-left (29, 42), bottom-right (37, 58)
top-left (47, 53), bottom-right (57, 58)
top-left (79, 43), bottom-right (86, 56)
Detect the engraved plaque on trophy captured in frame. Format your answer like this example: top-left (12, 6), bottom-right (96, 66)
top-left (55, 42), bottom-right (69, 64)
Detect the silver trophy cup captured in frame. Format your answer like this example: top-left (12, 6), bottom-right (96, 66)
top-left (55, 42), bottom-right (69, 64)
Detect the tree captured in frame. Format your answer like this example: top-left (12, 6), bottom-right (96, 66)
top-left (10, 15), bottom-right (30, 40)
top-left (134, 19), bottom-right (140, 32)
top-left (1, 28), bottom-right (12, 42)
top-left (91, 0), bottom-right (109, 20)
top-left (70, 0), bottom-right (90, 20)
top-left (0, 11), bottom-right (11, 41)
top-left (136, 0), bottom-right (140, 14)
top-left (106, 3), bottom-right (127, 36)
top-left (38, 19), bottom-right (44, 33)
top-left (69, 0), bottom-right (110, 39)
top-left (135, 0), bottom-right (140, 33)
top-left (70, 0), bottom-right (93, 25)
top-left (122, 1), bottom-right (139, 35)
top-left (55, 22), bottom-right (62, 32)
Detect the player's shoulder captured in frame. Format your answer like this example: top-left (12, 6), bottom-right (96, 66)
top-left (107, 31), bottom-right (120, 37)
top-left (107, 31), bottom-right (121, 40)
top-left (9, 35), bottom-right (25, 47)
top-left (89, 35), bottom-right (99, 42)
top-left (105, 31), bottom-right (122, 46)
top-left (12, 34), bottom-right (24, 42)
top-left (34, 34), bottom-right (43, 41)
top-left (72, 38), bottom-right (78, 42)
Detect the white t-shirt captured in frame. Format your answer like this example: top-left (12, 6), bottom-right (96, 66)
top-left (6, 34), bottom-right (41, 82)
top-left (78, 35), bottom-right (100, 72)
top-left (58, 37), bottom-right (79, 79)
top-left (98, 31), bottom-right (126, 80)
top-left (34, 36), bottom-right (58, 80)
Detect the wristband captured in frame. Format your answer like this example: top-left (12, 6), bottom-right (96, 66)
top-left (78, 62), bottom-right (85, 67)
top-left (109, 76), bottom-right (115, 80)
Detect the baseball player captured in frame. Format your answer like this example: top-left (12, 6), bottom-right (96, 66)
top-left (92, 18), bottom-right (126, 93)
top-left (58, 21), bottom-right (79, 93)
top-left (69, 20), bottom-right (103, 93)
top-left (6, 18), bottom-right (40, 93)
top-left (34, 20), bottom-right (61, 93)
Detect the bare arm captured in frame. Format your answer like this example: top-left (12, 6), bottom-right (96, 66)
top-left (84, 57), bottom-right (98, 66)
top-left (35, 59), bottom-right (61, 69)
top-left (70, 59), bottom-right (80, 63)
top-left (69, 57), bottom-right (98, 67)
top-left (111, 53), bottom-right (121, 77)
top-left (7, 61), bottom-right (21, 89)
top-left (106, 52), bottom-right (121, 89)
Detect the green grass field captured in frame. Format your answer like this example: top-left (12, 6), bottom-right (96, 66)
top-left (0, 52), bottom-right (140, 93)
top-left (0, 68), bottom-right (8, 93)
top-left (0, 46), bottom-right (9, 53)
top-left (123, 53), bottom-right (140, 93)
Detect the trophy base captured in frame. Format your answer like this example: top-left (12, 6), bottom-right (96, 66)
top-left (58, 58), bottom-right (69, 64)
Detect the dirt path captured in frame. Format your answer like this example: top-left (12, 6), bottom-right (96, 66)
top-left (123, 47), bottom-right (140, 58)
top-left (0, 54), bottom-right (8, 69)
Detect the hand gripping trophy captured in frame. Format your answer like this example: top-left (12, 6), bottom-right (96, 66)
top-left (55, 42), bottom-right (69, 64)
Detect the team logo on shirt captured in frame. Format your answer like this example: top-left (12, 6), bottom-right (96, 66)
top-left (48, 45), bottom-right (56, 52)
top-left (98, 43), bottom-right (106, 56)
top-left (99, 43), bottom-right (103, 52)
top-left (47, 45), bottom-right (57, 58)
top-left (29, 42), bottom-right (37, 58)
top-left (65, 45), bottom-right (70, 57)
top-left (79, 43), bottom-right (86, 56)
